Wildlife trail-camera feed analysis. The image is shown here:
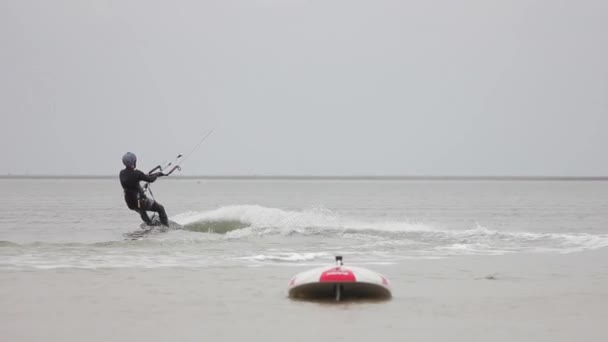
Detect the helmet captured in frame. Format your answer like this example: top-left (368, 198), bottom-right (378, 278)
top-left (122, 152), bottom-right (137, 168)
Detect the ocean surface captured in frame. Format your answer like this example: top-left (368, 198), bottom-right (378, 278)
top-left (1, 178), bottom-right (607, 341)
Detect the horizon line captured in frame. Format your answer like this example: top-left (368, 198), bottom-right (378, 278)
top-left (1, 174), bottom-right (607, 181)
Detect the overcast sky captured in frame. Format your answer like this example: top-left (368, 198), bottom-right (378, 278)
top-left (1, 0), bottom-right (606, 176)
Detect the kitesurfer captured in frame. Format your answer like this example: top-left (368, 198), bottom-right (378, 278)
top-left (119, 152), bottom-right (169, 226)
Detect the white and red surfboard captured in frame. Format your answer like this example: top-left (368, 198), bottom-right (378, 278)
top-left (288, 256), bottom-right (391, 301)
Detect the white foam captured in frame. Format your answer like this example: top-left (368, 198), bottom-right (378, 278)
top-left (168, 205), bottom-right (608, 255)
top-left (236, 252), bottom-right (329, 262)
top-left (434, 243), bottom-right (508, 256)
top-left (172, 205), bottom-right (342, 232)
top-left (171, 204), bottom-right (438, 235)
top-left (453, 225), bottom-right (608, 254)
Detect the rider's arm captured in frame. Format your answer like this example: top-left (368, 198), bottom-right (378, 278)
top-left (136, 170), bottom-right (159, 183)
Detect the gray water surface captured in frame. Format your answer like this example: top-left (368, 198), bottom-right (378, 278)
top-left (1, 179), bottom-right (607, 341)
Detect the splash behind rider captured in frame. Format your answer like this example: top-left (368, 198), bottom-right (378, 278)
top-left (119, 152), bottom-right (169, 226)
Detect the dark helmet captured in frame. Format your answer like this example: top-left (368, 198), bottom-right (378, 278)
top-left (122, 152), bottom-right (137, 168)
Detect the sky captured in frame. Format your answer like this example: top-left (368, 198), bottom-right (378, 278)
top-left (1, 0), bottom-right (607, 176)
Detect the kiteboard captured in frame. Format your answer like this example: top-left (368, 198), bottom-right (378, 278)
top-left (139, 219), bottom-right (182, 231)
top-left (124, 219), bottom-right (182, 239)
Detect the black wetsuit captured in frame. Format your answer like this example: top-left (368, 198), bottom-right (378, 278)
top-left (119, 168), bottom-right (168, 226)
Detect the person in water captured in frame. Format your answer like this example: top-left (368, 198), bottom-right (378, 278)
top-left (119, 152), bottom-right (169, 226)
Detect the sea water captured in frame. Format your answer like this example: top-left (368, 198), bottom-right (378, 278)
top-left (1, 178), bottom-right (607, 341)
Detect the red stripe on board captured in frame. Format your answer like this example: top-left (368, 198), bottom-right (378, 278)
top-left (320, 268), bottom-right (356, 282)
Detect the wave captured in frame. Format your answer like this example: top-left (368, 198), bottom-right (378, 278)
top-left (172, 205), bottom-right (343, 234)
top-left (182, 220), bottom-right (249, 234)
top-left (171, 205), bottom-right (440, 236)
top-left (168, 205), bottom-right (608, 254)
